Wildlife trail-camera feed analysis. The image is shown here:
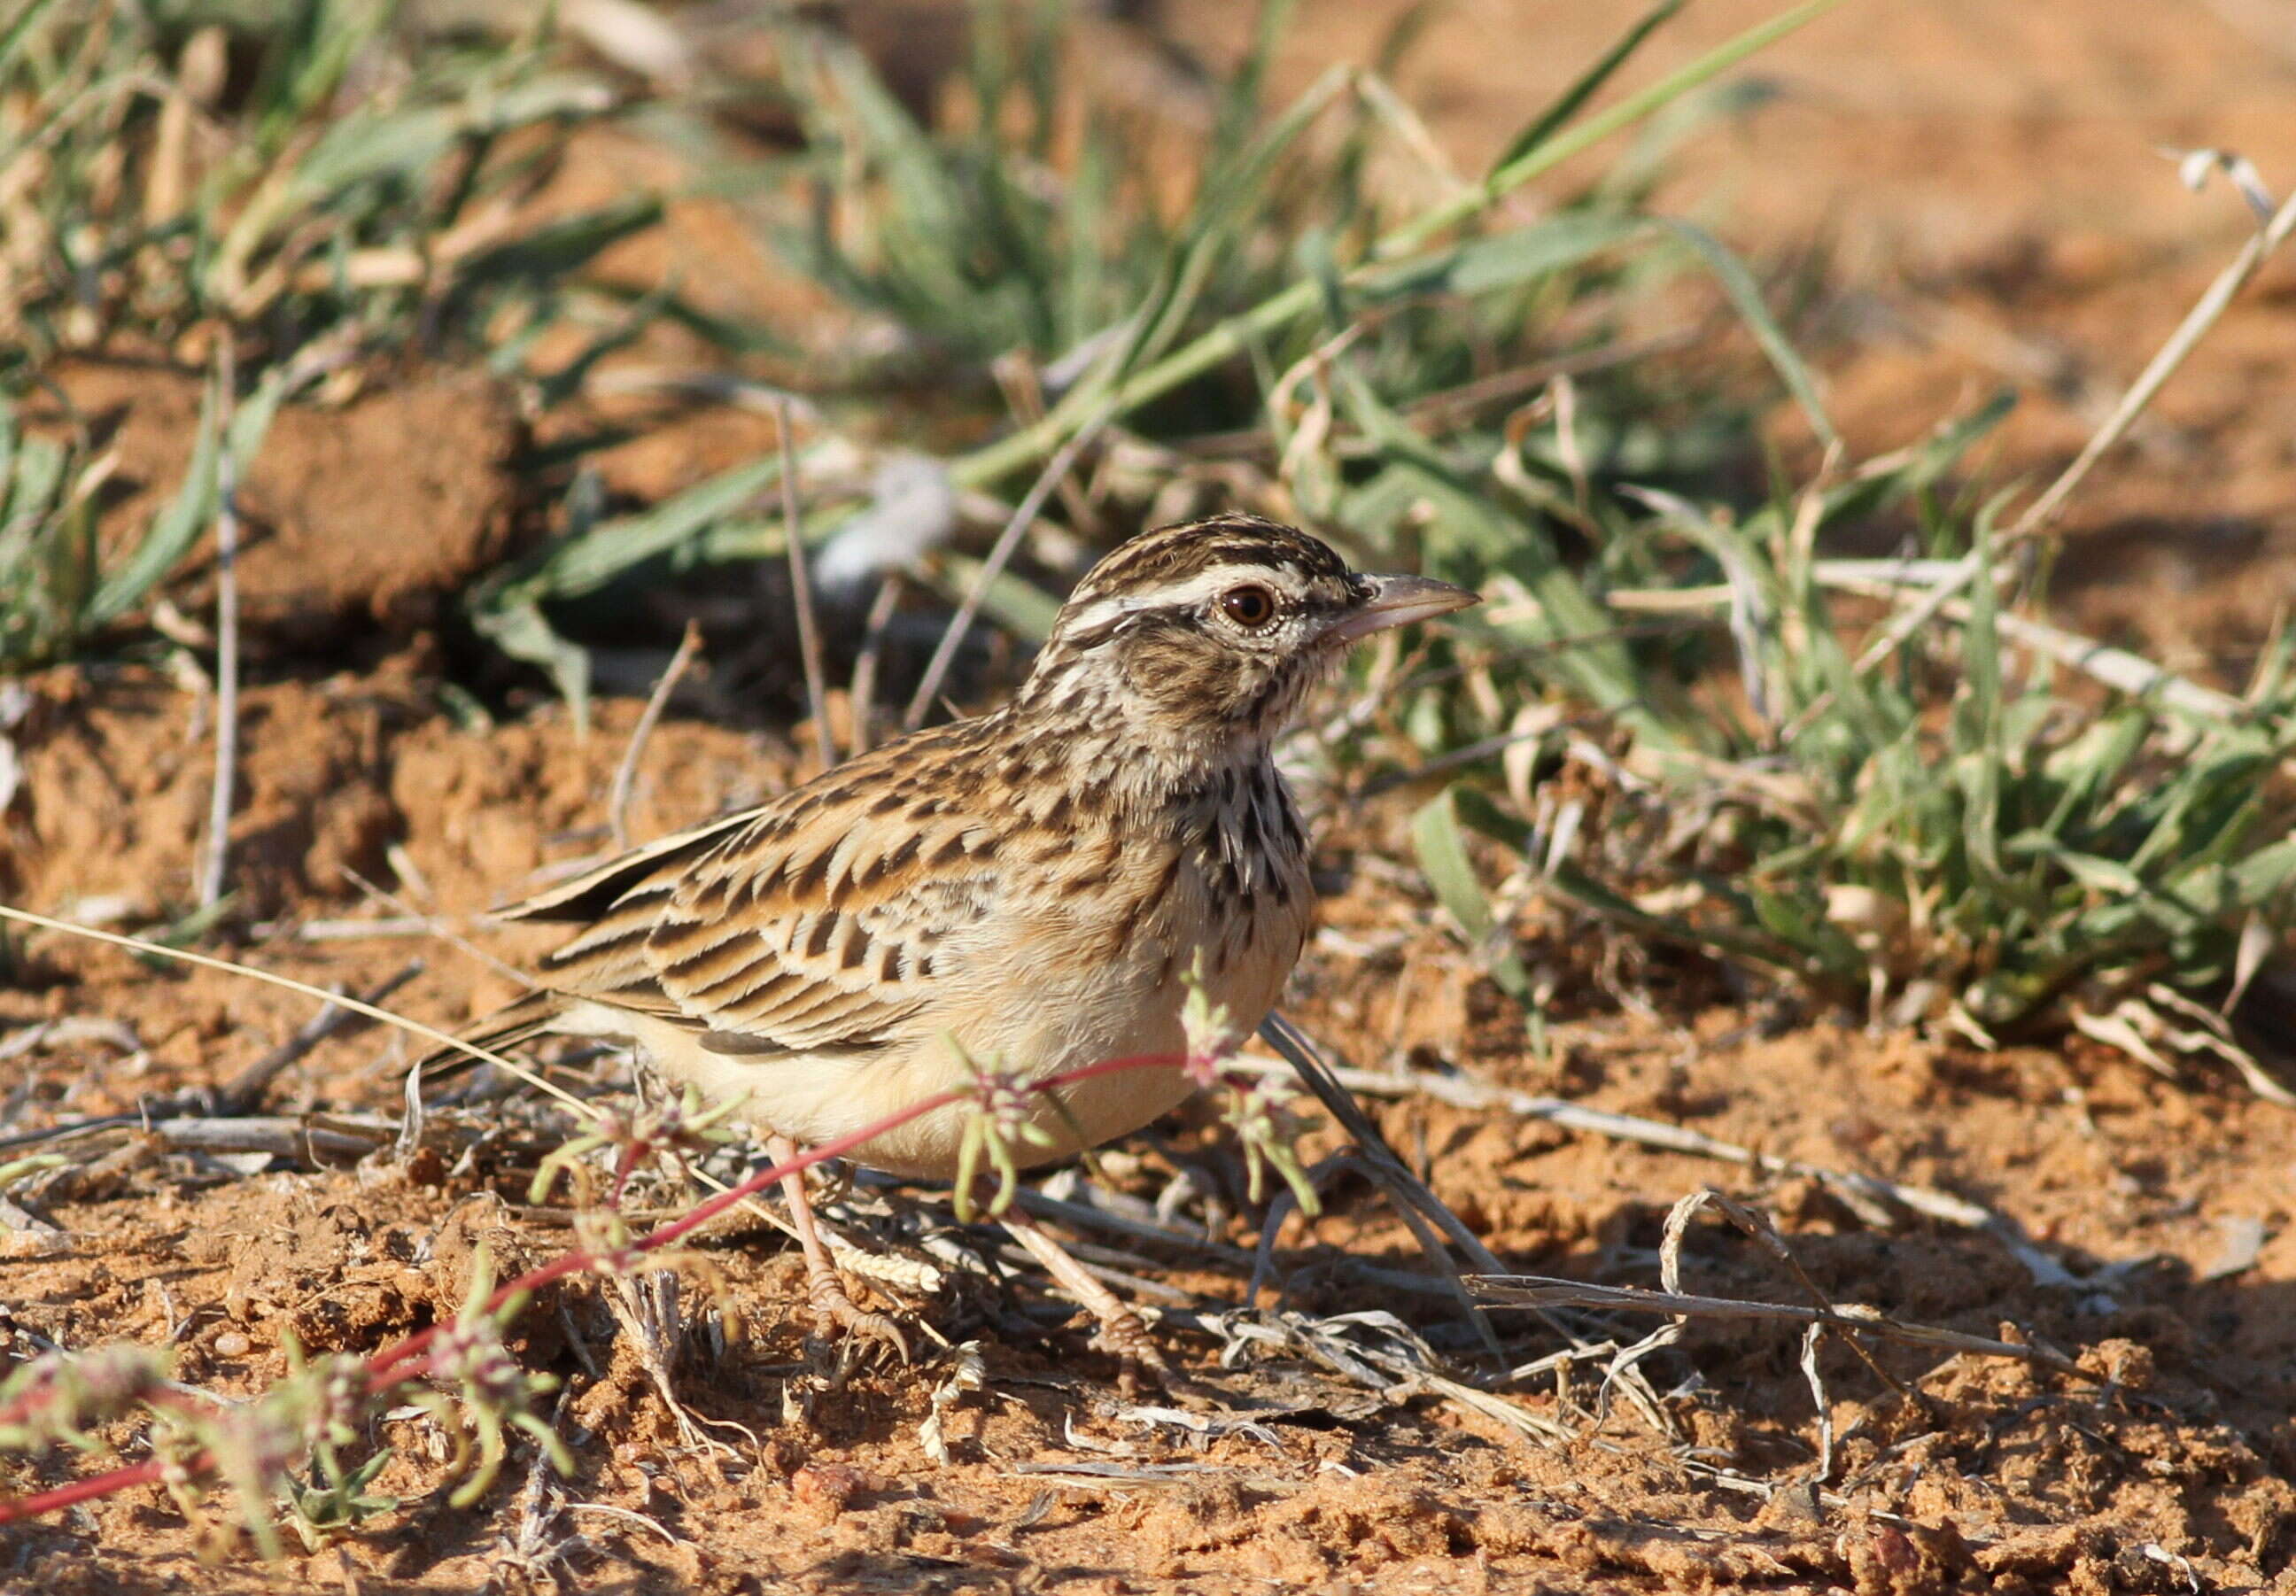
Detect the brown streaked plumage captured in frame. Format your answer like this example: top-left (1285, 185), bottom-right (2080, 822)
top-left (429, 513), bottom-right (1478, 1365)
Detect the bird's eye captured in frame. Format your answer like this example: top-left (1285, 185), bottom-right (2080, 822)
top-left (1220, 585), bottom-right (1277, 629)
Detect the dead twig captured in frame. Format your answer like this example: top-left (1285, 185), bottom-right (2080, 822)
top-left (1206, 1307), bottom-right (1580, 1446)
top-left (1256, 1014), bottom-right (1509, 1362)
top-left (845, 575), bottom-right (902, 756)
top-left (1472, 1276), bottom-right (2088, 1381)
top-left (216, 959), bottom-right (424, 1112)
top-left (1262, 1053), bottom-right (2083, 1284)
top-left (0, 1191), bottom-right (63, 1239)
top-left (905, 409), bottom-right (1112, 731)
top-left (1008, 1185), bottom-right (1254, 1266)
top-left (151, 1115), bottom-right (396, 1159)
top-left (777, 396), bottom-right (837, 771)
top-left (1850, 173), bottom-right (2296, 688)
top-left (607, 620), bottom-right (703, 852)
top-left (1649, 1188), bottom-right (1887, 1477)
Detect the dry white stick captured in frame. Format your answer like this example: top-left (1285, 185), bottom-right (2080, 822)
top-left (1610, 560), bottom-right (2249, 723)
top-left (845, 574), bottom-right (902, 757)
top-left (2013, 182), bottom-right (2296, 539)
top-left (152, 1116), bottom-right (391, 1158)
top-left (1472, 1277), bottom-right (2088, 1380)
top-left (0, 904), bottom-right (591, 1117)
top-left (1821, 569), bottom-right (2246, 720)
top-left (1801, 1323), bottom-right (1835, 1481)
top-left (285, 918), bottom-right (435, 940)
top-left (198, 341), bottom-right (240, 910)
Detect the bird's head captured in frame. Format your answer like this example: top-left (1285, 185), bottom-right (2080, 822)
top-left (1016, 515), bottom-right (1479, 763)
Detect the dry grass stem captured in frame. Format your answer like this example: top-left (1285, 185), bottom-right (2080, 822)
top-left (1610, 559), bottom-right (2247, 721)
top-left (607, 620), bottom-right (704, 852)
top-left (0, 905), bottom-right (590, 1119)
top-left (1258, 1014), bottom-right (1510, 1360)
top-left (1821, 568), bottom-right (2246, 721)
top-left (2012, 179), bottom-right (2296, 539)
top-left (1473, 1276), bottom-right (2088, 1382)
top-left (776, 396), bottom-right (837, 771)
top-left (1851, 176), bottom-right (2296, 687)
top-left (1267, 1055), bottom-right (2091, 1286)
top-left (905, 412), bottom-right (1112, 731)
top-left (845, 575), bottom-right (903, 755)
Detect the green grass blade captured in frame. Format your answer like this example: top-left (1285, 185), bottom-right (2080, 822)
top-left (1489, 0), bottom-right (1689, 176)
top-left (84, 376), bottom-right (220, 629)
top-left (1381, 0), bottom-right (1850, 260)
top-left (502, 456), bottom-right (786, 603)
top-left (0, 0), bottom-right (61, 79)
top-left (1412, 786), bottom-right (1537, 1002)
top-left (1207, 0), bottom-right (1301, 171)
top-left (472, 595), bottom-right (593, 732)
top-left (1413, 787), bottom-right (1500, 943)
top-left (452, 197), bottom-right (664, 288)
top-left (1356, 212), bottom-right (1646, 302)
top-left (1659, 218), bottom-right (1836, 449)
top-left (966, 0), bottom-right (1848, 488)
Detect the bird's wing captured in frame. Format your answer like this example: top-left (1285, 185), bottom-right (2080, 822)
top-left (496, 805), bottom-right (771, 924)
top-left (406, 805), bottom-right (780, 1080)
top-left (487, 804), bottom-right (771, 1024)
top-left (535, 723), bottom-right (1002, 1055)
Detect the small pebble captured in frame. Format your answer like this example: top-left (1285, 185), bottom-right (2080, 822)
top-left (791, 1461), bottom-right (872, 1514)
top-left (213, 1331), bottom-right (252, 1357)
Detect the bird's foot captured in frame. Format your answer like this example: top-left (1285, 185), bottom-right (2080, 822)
top-left (1085, 1302), bottom-right (1171, 1398)
top-left (804, 1262), bottom-right (911, 1364)
top-left (998, 1211), bottom-right (1189, 1396)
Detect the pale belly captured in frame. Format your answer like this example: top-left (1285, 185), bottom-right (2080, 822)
top-left (559, 887), bottom-right (1307, 1181)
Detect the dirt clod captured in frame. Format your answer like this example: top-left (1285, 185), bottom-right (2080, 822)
top-left (27, 361), bottom-right (522, 647)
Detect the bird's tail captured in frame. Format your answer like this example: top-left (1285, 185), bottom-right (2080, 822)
top-left (406, 989), bottom-right (565, 1090)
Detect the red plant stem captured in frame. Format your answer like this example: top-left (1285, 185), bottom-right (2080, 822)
top-left (0, 1459), bottom-right (166, 1521)
top-left (0, 1050), bottom-right (1195, 1526)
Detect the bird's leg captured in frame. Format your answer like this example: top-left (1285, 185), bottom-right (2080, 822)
top-left (766, 1135), bottom-right (908, 1360)
top-left (1002, 1209), bottom-right (1167, 1389)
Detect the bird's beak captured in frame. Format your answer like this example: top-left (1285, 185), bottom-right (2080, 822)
top-left (1324, 573), bottom-right (1480, 645)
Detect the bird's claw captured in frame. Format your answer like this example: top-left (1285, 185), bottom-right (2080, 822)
top-left (805, 1265), bottom-right (911, 1364)
top-left (1087, 1305), bottom-right (1170, 1397)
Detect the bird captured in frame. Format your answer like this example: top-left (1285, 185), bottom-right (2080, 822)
top-left (422, 513), bottom-right (1478, 1370)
